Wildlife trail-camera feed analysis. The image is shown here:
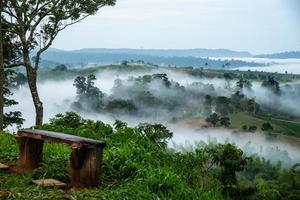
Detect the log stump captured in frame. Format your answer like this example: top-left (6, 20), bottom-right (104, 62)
top-left (16, 136), bottom-right (44, 171)
top-left (70, 144), bottom-right (104, 188)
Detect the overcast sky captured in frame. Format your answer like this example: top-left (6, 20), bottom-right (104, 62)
top-left (52, 0), bottom-right (300, 54)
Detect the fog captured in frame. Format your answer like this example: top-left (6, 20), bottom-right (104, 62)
top-left (232, 58), bottom-right (300, 74)
top-left (6, 67), bottom-right (300, 166)
top-left (169, 125), bottom-right (300, 166)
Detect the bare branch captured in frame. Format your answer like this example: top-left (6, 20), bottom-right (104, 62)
top-left (58, 14), bottom-right (91, 32)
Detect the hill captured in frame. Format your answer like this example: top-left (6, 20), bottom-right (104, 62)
top-left (255, 51), bottom-right (300, 59)
top-left (37, 48), bottom-right (260, 69)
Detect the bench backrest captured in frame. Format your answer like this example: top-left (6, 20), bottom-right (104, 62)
top-left (17, 129), bottom-right (106, 148)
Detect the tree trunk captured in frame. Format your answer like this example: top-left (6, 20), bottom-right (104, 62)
top-left (0, 6), bottom-right (4, 131)
top-left (26, 67), bottom-right (43, 126)
top-left (23, 50), bottom-right (43, 126)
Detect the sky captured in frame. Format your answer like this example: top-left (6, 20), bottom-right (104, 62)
top-left (52, 0), bottom-right (300, 54)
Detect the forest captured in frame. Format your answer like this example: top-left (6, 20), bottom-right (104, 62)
top-left (1, 63), bottom-right (300, 199)
top-left (1, 0), bottom-right (300, 200)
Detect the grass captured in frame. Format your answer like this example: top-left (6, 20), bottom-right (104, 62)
top-left (230, 112), bottom-right (300, 137)
top-left (230, 112), bottom-right (268, 129)
top-left (0, 131), bottom-right (224, 200)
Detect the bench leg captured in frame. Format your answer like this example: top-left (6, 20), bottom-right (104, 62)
top-left (16, 136), bottom-right (44, 171)
top-left (70, 146), bottom-right (104, 188)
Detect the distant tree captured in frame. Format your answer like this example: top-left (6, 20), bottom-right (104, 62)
top-left (225, 62), bottom-right (231, 67)
top-left (236, 78), bottom-right (252, 90)
top-left (248, 126), bottom-right (257, 133)
top-left (121, 60), bottom-right (128, 66)
top-left (247, 98), bottom-right (258, 114)
top-left (203, 95), bottom-right (213, 116)
top-left (216, 96), bottom-right (231, 116)
top-left (242, 125), bottom-right (248, 131)
top-left (220, 117), bottom-right (231, 127)
top-left (53, 64), bottom-right (68, 72)
top-left (73, 74), bottom-right (104, 111)
top-left (152, 74), bottom-right (171, 88)
top-left (206, 113), bottom-right (220, 126)
top-left (231, 91), bottom-right (245, 112)
top-left (262, 76), bottom-right (280, 94)
top-left (261, 122), bottom-right (274, 132)
top-left (2, 0), bottom-right (116, 125)
top-left (224, 73), bottom-right (234, 80)
top-left (106, 99), bottom-right (137, 114)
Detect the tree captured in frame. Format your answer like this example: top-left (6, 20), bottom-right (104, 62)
top-left (113, 120), bottom-right (128, 131)
top-left (121, 60), bottom-right (128, 66)
top-left (73, 74), bottom-right (105, 111)
top-left (216, 96), bottom-right (231, 116)
top-left (248, 126), bottom-right (257, 133)
top-left (49, 112), bottom-right (84, 128)
top-left (0, 9), bottom-right (22, 131)
top-left (203, 94), bottom-right (212, 116)
top-left (206, 143), bottom-right (249, 197)
top-left (2, 0), bottom-right (116, 125)
top-left (236, 78), bottom-right (252, 90)
top-left (247, 98), bottom-right (258, 114)
top-left (137, 123), bottom-right (173, 149)
top-left (3, 70), bottom-right (24, 128)
top-left (220, 117), bottom-right (230, 127)
top-left (261, 122), bottom-right (273, 132)
top-left (206, 113), bottom-right (220, 126)
top-left (52, 64), bottom-right (68, 72)
top-left (262, 76), bottom-right (280, 94)
top-left (0, 3), bottom-right (4, 131)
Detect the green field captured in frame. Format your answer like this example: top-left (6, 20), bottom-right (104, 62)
top-left (230, 112), bottom-right (300, 137)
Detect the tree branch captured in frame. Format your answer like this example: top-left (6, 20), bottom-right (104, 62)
top-left (4, 62), bottom-right (24, 69)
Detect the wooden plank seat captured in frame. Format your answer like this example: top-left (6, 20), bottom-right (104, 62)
top-left (16, 129), bottom-right (106, 188)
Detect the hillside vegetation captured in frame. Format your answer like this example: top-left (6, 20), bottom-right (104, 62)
top-left (1, 113), bottom-right (300, 200)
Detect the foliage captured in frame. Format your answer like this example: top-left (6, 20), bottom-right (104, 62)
top-left (216, 96), bottom-right (232, 116)
top-left (236, 78), bottom-right (252, 90)
top-left (262, 76), bottom-right (280, 94)
top-left (3, 70), bottom-right (24, 129)
top-left (261, 122), bottom-right (274, 132)
top-left (52, 64), bottom-right (68, 72)
top-left (1, 113), bottom-right (300, 199)
top-left (206, 113), bottom-right (220, 126)
top-left (49, 112), bottom-right (85, 128)
top-left (248, 126), bottom-right (258, 133)
top-left (206, 113), bottom-right (231, 127)
top-left (220, 117), bottom-right (231, 127)
top-left (137, 123), bottom-right (173, 149)
top-left (106, 99), bottom-right (137, 114)
top-left (113, 120), bottom-right (128, 131)
top-left (73, 74), bottom-right (105, 111)
top-left (205, 143), bottom-right (250, 198)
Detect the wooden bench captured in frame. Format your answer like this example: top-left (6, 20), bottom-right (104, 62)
top-left (15, 129), bottom-right (106, 188)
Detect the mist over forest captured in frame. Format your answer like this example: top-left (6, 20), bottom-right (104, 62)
top-left (7, 64), bottom-right (300, 166)
top-left (1, 0), bottom-right (300, 199)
